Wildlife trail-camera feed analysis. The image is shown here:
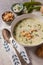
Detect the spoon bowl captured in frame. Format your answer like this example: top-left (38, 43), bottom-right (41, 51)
top-left (2, 29), bottom-right (11, 43)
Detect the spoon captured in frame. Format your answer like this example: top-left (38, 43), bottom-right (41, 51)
top-left (2, 29), bottom-right (30, 64)
top-left (2, 29), bottom-right (21, 65)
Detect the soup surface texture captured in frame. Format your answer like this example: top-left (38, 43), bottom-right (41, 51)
top-left (13, 18), bottom-right (43, 46)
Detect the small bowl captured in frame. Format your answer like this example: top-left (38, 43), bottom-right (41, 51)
top-left (2, 11), bottom-right (15, 25)
top-left (11, 3), bottom-right (23, 14)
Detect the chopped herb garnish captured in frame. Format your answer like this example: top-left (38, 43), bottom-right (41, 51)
top-left (18, 6), bottom-right (21, 10)
top-left (26, 38), bottom-right (28, 41)
top-left (42, 30), bottom-right (43, 32)
top-left (38, 24), bottom-right (40, 26)
top-left (41, 37), bottom-right (43, 39)
top-left (35, 34), bottom-right (39, 37)
top-left (19, 35), bottom-right (21, 37)
top-left (13, 30), bottom-right (16, 36)
top-left (14, 32), bottom-right (16, 35)
top-left (37, 24), bottom-right (41, 29)
top-left (28, 25), bottom-right (31, 27)
top-left (29, 40), bottom-right (32, 44)
top-left (20, 25), bottom-right (22, 28)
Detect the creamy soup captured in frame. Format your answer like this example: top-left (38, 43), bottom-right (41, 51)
top-left (13, 18), bottom-right (43, 46)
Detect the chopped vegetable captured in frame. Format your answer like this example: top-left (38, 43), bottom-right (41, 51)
top-left (33, 6), bottom-right (41, 11)
top-left (31, 29), bottom-right (37, 33)
top-left (41, 37), bottom-right (43, 39)
top-left (37, 24), bottom-right (41, 29)
top-left (19, 34), bottom-right (21, 37)
top-left (13, 30), bottom-right (16, 36)
top-left (23, 6), bottom-right (28, 13)
top-left (29, 40), bottom-right (32, 44)
top-left (35, 34), bottom-right (39, 37)
top-left (42, 30), bottom-right (43, 32)
top-left (23, 2), bottom-right (41, 9)
top-left (23, 2), bottom-right (41, 13)
top-left (20, 25), bottom-right (22, 28)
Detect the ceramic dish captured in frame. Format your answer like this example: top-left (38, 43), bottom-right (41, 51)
top-left (2, 11), bottom-right (15, 25)
top-left (11, 14), bottom-right (43, 47)
top-left (11, 3), bottom-right (23, 14)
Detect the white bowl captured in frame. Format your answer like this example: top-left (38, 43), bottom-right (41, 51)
top-left (11, 14), bottom-right (43, 47)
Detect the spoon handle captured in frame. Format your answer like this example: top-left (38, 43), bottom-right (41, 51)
top-left (3, 40), bottom-right (21, 65)
top-left (10, 37), bottom-right (30, 64)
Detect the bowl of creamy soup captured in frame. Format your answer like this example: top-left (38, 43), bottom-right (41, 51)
top-left (11, 14), bottom-right (43, 47)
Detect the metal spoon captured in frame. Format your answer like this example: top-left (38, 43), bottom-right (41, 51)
top-left (2, 29), bottom-right (30, 64)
